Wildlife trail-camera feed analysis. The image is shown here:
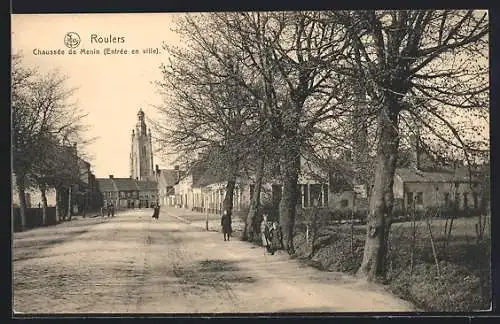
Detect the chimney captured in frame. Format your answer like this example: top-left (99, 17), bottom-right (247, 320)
top-left (174, 165), bottom-right (179, 171)
top-left (109, 175), bottom-right (114, 179)
top-left (155, 164), bottom-right (159, 173)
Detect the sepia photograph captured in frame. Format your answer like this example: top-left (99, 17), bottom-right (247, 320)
top-left (11, 10), bottom-right (490, 315)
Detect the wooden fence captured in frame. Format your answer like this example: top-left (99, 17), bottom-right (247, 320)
top-left (12, 207), bottom-right (57, 232)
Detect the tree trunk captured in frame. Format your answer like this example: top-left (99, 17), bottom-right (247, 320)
top-left (222, 162), bottom-right (238, 215)
top-left (222, 180), bottom-right (236, 215)
top-left (244, 156), bottom-right (265, 241)
top-left (16, 175), bottom-right (27, 231)
top-left (55, 186), bottom-right (63, 222)
top-left (357, 103), bottom-right (400, 282)
top-left (40, 184), bottom-right (48, 226)
top-left (67, 186), bottom-right (72, 221)
top-left (279, 141), bottom-right (301, 255)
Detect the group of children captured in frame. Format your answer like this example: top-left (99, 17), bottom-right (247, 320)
top-left (260, 214), bottom-right (283, 255)
top-left (220, 210), bottom-right (283, 255)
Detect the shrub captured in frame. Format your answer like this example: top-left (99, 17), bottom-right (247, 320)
top-left (389, 261), bottom-right (490, 311)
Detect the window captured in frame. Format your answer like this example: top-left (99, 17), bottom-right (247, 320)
top-left (323, 184), bottom-right (329, 207)
top-left (120, 191), bottom-right (125, 198)
top-left (406, 192), bottom-right (414, 207)
top-left (341, 199), bottom-right (348, 208)
top-left (415, 192), bottom-right (423, 205)
top-left (303, 184), bottom-right (310, 208)
top-left (444, 193), bottom-right (450, 205)
top-left (297, 185), bottom-right (303, 207)
top-left (463, 193), bottom-right (469, 208)
top-left (310, 184), bottom-right (323, 207)
top-left (473, 192), bottom-right (478, 209)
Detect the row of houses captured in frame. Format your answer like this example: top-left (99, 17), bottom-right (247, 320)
top-left (156, 156), bottom-right (487, 217)
top-left (12, 172), bottom-right (159, 215)
top-left (12, 144), bottom-right (103, 215)
top-left (96, 175), bottom-right (158, 209)
top-left (14, 157), bottom-right (486, 219)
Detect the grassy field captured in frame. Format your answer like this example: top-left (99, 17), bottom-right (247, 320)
top-left (293, 215), bottom-right (491, 312)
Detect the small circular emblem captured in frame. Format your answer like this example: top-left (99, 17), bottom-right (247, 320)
top-left (64, 32), bottom-right (81, 48)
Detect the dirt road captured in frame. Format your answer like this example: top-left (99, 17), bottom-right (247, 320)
top-left (13, 208), bottom-right (414, 314)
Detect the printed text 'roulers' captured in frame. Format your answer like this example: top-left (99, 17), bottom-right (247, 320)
top-left (90, 34), bottom-right (125, 44)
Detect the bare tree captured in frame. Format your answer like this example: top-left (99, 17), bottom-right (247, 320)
top-left (332, 10), bottom-right (488, 282)
top-left (12, 53), bottom-right (90, 229)
top-left (12, 54), bottom-right (37, 230)
top-left (205, 11), bottom-right (351, 254)
top-left (153, 24), bottom-right (261, 217)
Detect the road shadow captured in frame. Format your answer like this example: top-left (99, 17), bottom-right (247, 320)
top-left (174, 259), bottom-right (256, 286)
top-left (13, 229), bottom-right (90, 262)
top-left (13, 238), bottom-right (67, 262)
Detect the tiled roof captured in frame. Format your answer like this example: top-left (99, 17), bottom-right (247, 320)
top-left (112, 178), bottom-right (140, 191)
top-left (395, 167), bottom-right (477, 183)
top-left (96, 178), bottom-right (158, 192)
top-left (96, 179), bottom-right (116, 192)
top-left (136, 180), bottom-right (158, 191)
top-left (193, 169), bottom-right (225, 187)
top-left (191, 163), bottom-right (209, 185)
top-left (158, 169), bottom-right (179, 187)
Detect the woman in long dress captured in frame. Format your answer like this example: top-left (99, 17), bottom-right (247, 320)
top-left (221, 210), bottom-right (232, 241)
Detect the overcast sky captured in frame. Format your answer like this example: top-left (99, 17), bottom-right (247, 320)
top-left (12, 13), bottom-right (183, 178)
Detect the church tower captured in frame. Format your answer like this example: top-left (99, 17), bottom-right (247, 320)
top-left (130, 109), bottom-right (154, 181)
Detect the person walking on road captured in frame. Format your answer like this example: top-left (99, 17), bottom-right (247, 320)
top-left (152, 203), bottom-right (160, 220)
top-left (221, 209), bottom-right (232, 241)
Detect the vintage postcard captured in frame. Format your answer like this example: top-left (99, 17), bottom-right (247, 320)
top-left (11, 11), bottom-right (490, 315)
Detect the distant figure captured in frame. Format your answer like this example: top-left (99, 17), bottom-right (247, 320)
top-left (260, 213), bottom-right (272, 253)
top-left (221, 210), bottom-right (232, 241)
top-left (100, 205), bottom-right (106, 217)
top-left (107, 203), bottom-right (114, 217)
top-left (152, 203), bottom-right (160, 220)
top-left (269, 221), bottom-right (284, 253)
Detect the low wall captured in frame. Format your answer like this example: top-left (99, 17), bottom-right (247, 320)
top-left (12, 207), bottom-right (57, 232)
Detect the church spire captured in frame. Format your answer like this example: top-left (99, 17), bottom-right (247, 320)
top-left (131, 108), bottom-right (155, 181)
top-left (136, 108), bottom-right (147, 135)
